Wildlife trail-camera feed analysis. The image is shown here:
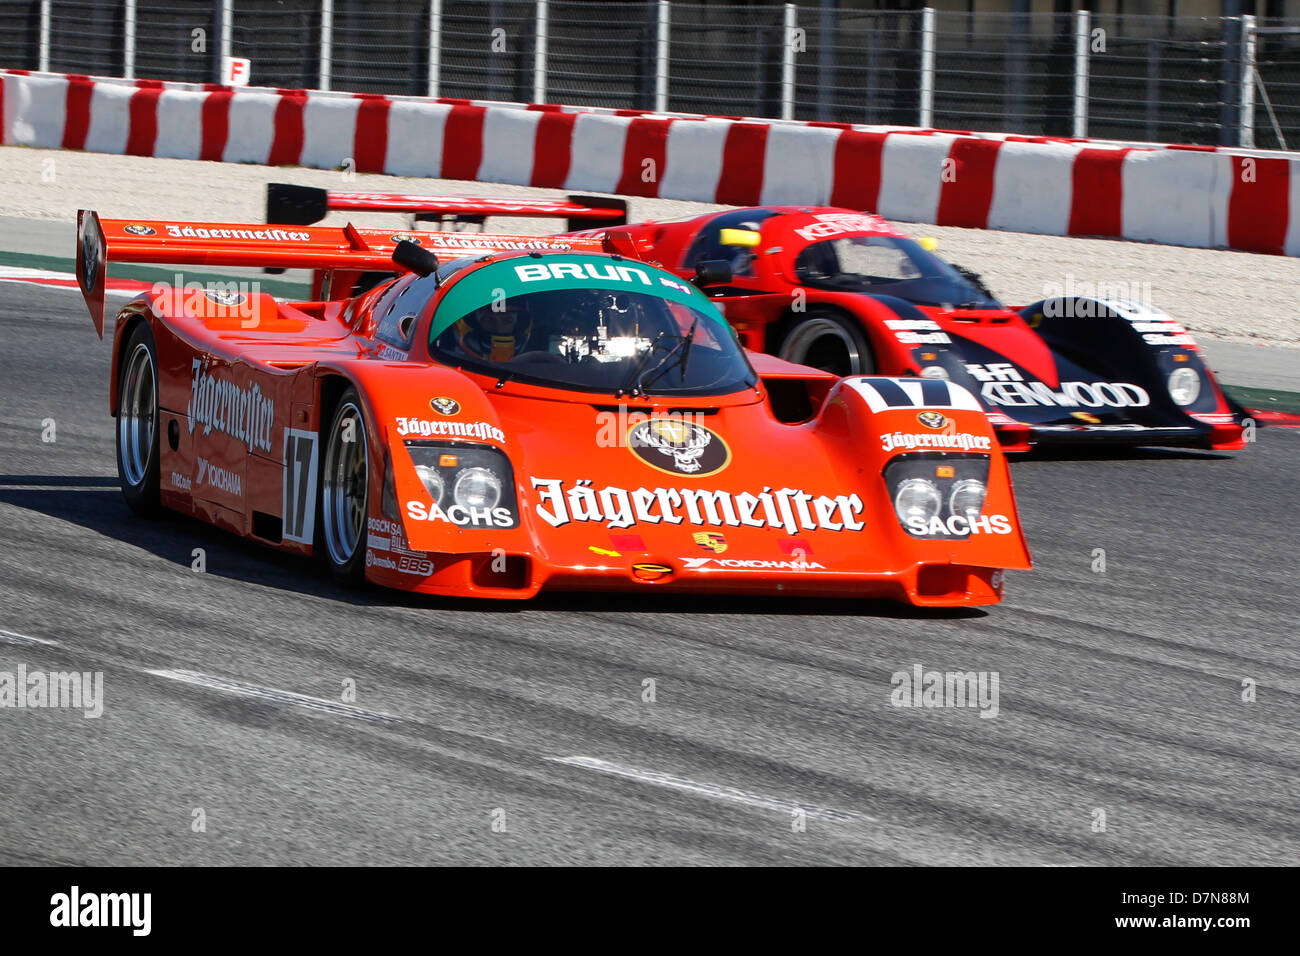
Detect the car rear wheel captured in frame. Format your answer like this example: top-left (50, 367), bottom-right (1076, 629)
top-left (320, 389), bottom-right (369, 584)
top-left (778, 310), bottom-right (875, 376)
top-left (116, 323), bottom-right (161, 514)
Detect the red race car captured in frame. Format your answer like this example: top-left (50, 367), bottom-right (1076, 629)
top-left (268, 186), bottom-right (1246, 452)
top-left (77, 210), bottom-right (1030, 605)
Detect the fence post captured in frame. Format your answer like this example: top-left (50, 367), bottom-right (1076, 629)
top-left (220, 0), bottom-right (233, 84)
top-left (919, 7), bottom-right (934, 128)
top-left (319, 0), bottom-right (333, 91)
top-left (1240, 15), bottom-right (1256, 148)
top-left (38, 0), bottom-right (50, 72)
top-left (123, 0), bottom-right (136, 79)
top-left (781, 3), bottom-right (796, 120)
top-left (428, 0), bottom-right (441, 97)
top-left (655, 0), bottom-right (670, 113)
top-left (1073, 8), bottom-right (1089, 138)
top-left (533, 0), bottom-right (548, 104)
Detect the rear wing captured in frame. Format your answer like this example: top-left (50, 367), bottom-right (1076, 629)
top-left (76, 209), bottom-right (611, 338)
top-left (266, 183), bottom-right (627, 232)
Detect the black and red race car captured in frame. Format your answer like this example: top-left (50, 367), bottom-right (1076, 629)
top-left (267, 186), bottom-right (1248, 452)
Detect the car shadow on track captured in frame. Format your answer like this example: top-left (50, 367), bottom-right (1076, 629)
top-left (1010, 445), bottom-right (1232, 464)
top-left (0, 475), bottom-right (987, 621)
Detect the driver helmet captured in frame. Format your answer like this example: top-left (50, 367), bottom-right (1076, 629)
top-left (456, 297), bottom-right (533, 361)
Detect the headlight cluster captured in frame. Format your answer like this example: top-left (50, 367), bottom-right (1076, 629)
top-left (884, 453), bottom-right (995, 539)
top-left (405, 441), bottom-right (518, 529)
top-left (1167, 366), bottom-right (1201, 406)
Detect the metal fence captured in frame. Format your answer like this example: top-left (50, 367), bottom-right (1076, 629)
top-left (1, 0), bottom-right (1298, 148)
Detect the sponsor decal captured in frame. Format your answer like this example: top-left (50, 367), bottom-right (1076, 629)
top-left (366, 550), bottom-right (398, 570)
top-left (794, 214), bottom-right (882, 241)
top-left (430, 397), bottom-right (460, 416)
top-left (1140, 332), bottom-right (1197, 346)
top-left (531, 479), bottom-right (866, 534)
top-left (1071, 411), bottom-right (1102, 424)
top-left (515, 262), bottom-right (654, 285)
top-left (366, 518), bottom-right (435, 574)
top-left (426, 234), bottom-right (573, 251)
top-left (170, 471), bottom-right (191, 491)
top-left (164, 224), bottom-right (312, 242)
top-left (917, 411), bottom-right (947, 429)
top-left (683, 556), bottom-right (825, 571)
top-left (905, 514), bottom-right (1014, 536)
top-left (963, 362), bottom-right (1021, 383)
top-left (589, 546), bottom-right (621, 557)
top-left (396, 418), bottom-right (504, 442)
top-left (693, 531), bottom-right (728, 554)
top-left (405, 500), bottom-right (514, 527)
top-left (195, 456), bottom-right (241, 496)
top-left (965, 362), bottom-right (1151, 409)
top-left (628, 419), bottom-right (730, 477)
top-left (884, 319), bottom-right (950, 345)
top-left (880, 431), bottom-right (992, 453)
top-left (394, 554), bottom-right (434, 576)
top-left (390, 233), bottom-right (422, 245)
top-left (982, 380), bottom-right (1150, 409)
top-left (375, 344), bottom-right (409, 361)
top-left (186, 359), bottom-right (275, 453)
top-left (124, 224), bottom-right (155, 236)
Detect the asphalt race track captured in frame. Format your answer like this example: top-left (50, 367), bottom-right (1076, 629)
top-left (1, 281), bottom-right (1296, 866)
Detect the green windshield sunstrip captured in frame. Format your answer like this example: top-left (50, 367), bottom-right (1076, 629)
top-left (428, 254), bottom-right (728, 346)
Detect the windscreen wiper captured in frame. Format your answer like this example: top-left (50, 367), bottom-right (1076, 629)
top-left (638, 316), bottom-right (700, 393)
top-left (615, 332), bottom-right (671, 398)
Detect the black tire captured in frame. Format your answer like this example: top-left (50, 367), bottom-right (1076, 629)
top-left (318, 387), bottom-right (369, 585)
top-left (776, 309), bottom-right (876, 376)
top-left (115, 322), bottom-right (161, 514)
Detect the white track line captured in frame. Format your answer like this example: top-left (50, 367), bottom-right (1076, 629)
top-left (146, 668), bottom-right (401, 724)
top-left (551, 755), bottom-right (874, 824)
top-left (0, 629), bottom-right (60, 647)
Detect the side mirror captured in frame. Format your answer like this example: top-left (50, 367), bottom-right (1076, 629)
top-left (392, 240), bottom-right (440, 279)
top-left (692, 259), bottom-right (732, 287)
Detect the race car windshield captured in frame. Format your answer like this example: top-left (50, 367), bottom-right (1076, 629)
top-left (794, 235), bottom-right (1001, 308)
top-left (431, 275), bottom-right (755, 396)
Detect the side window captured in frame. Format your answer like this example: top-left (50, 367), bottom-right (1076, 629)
top-left (681, 210), bottom-right (776, 278)
top-left (374, 273), bottom-right (440, 349)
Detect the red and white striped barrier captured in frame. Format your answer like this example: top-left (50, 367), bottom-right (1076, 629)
top-left (3, 69), bottom-right (1298, 256)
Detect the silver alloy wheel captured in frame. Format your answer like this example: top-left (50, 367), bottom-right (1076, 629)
top-left (118, 341), bottom-right (157, 487)
top-left (778, 317), bottom-right (865, 376)
top-left (322, 401), bottom-right (368, 566)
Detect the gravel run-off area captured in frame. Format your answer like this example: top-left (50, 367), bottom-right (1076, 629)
top-left (1, 144), bottom-right (1297, 348)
